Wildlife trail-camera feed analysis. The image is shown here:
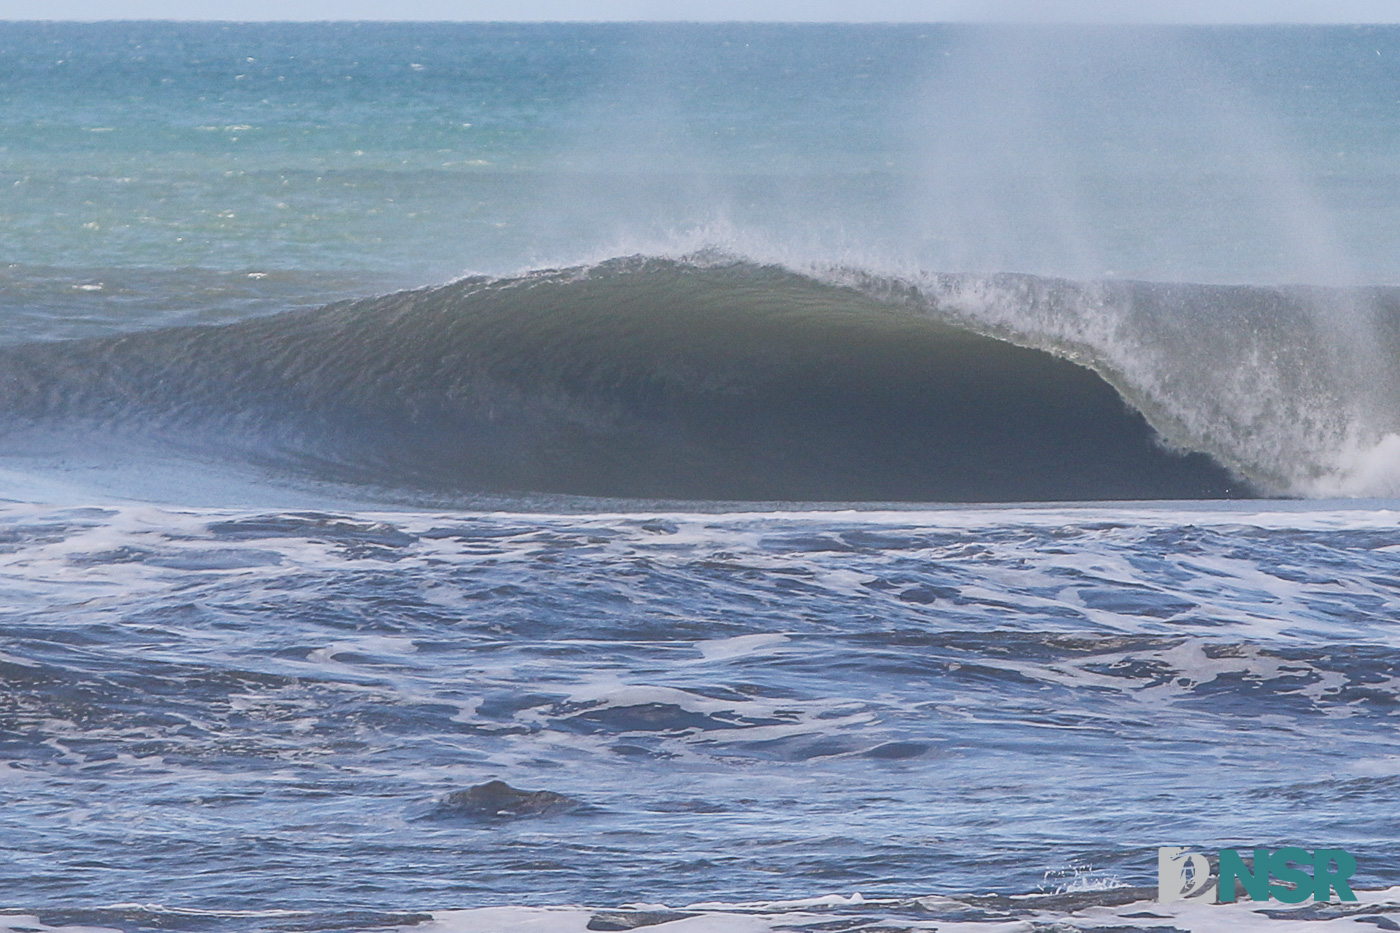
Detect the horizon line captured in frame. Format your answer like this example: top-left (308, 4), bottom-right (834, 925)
top-left (2, 17), bottom-right (1396, 24)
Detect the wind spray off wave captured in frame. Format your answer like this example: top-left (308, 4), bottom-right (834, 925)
top-left (3, 254), bottom-right (1398, 501)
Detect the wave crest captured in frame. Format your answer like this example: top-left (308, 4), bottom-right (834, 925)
top-left (6, 255), bottom-right (1356, 502)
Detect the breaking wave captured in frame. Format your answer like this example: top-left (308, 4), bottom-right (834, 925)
top-left (3, 255), bottom-right (1395, 502)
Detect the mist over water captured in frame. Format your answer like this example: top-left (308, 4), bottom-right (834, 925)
top-left (906, 27), bottom-right (1400, 498)
top-left (514, 24), bottom-right (1387, 283)
top-left (5, 24), bottom-right (1400, 497)
top-left (900, 27), bottom-right (1352, 283)
top-left (459, 25), bottom-right (1400, 500)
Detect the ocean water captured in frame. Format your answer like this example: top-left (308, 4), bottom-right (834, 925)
top-left (3, 21), bottom-right (1400, 933)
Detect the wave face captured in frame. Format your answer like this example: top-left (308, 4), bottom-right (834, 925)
top-left (913, 272), bottom-right (1400, 499)
top-left (0, 258), bottom-right (1244, 503)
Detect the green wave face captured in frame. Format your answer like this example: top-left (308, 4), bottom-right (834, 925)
top-left (0, 258), bottom-right (1248, 502)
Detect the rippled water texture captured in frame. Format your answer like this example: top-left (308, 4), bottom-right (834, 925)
top-left (1, 504), bottom-right (1397, 929)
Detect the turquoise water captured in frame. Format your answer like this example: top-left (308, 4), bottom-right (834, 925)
top-left (6, 23), bottom-right (1400, 285)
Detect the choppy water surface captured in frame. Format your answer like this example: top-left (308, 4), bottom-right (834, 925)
top-left (2, 503), bottom-right (1399, 931)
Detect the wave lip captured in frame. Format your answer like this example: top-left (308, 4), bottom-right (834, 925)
top-left (0, 257), bottom-right (1250, 503)
top-left (900, 269), bottom-right (1400, 500)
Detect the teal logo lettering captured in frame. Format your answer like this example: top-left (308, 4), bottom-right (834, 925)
top-left (1157, 847), bottom-right (1358, 904)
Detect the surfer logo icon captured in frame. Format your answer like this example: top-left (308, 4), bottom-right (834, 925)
top-left (1158, 847), bottom-right (1217, 903)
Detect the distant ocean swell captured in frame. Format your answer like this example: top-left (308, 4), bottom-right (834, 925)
top-left (3, 255), bottom-right (1397, 502)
